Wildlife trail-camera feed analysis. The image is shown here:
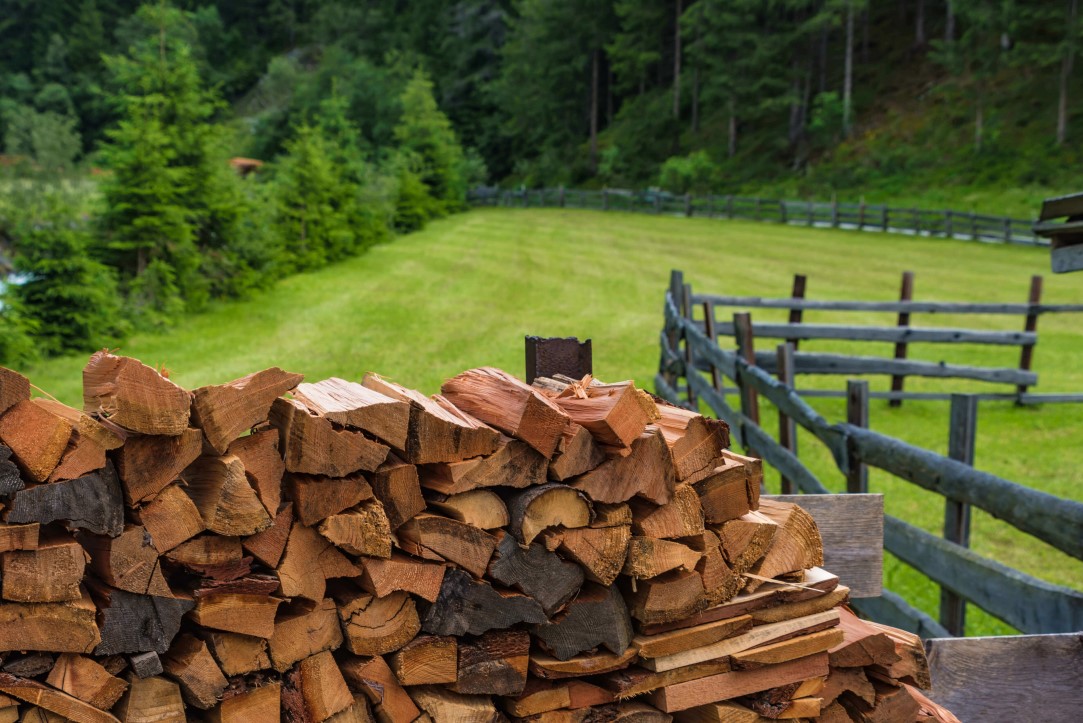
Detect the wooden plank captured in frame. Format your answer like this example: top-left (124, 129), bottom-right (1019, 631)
top-left (776, 344), bottom-right (797, 495)
top-left (889, 271), bottom-right (915, 406)
top-left (691, 293), bottom-right (1083, 314)
top-left (1017, 275), bottom-right (1042, 396)
top-left (733, 313), bottom-right (759, 427)
top-left (1051, 242), bottom-right (1083, 273)
top-left (766, 494), bottom-right (882, 599)
top-left (711, 321), bottom-right (1036, 346)
top-left (1037, 190), bottom-right (1083, 220)
top-left (925, 634), bottom-right (1082, 721)
top-left (941, 394), bottom-right (976, 637)
top-left (751, 351), bottom-right (1037, 385)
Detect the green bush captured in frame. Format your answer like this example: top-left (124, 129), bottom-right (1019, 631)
top-left (658, 150), bottom-right (719, 194)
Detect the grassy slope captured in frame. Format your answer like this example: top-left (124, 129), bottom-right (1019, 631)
top-left (25, 208), bottom-right (1083, 635)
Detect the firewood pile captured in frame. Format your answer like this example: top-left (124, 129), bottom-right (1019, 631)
top-left (0, 354), bottom-right (959, 722)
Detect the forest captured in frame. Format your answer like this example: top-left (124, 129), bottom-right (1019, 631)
top-left (1, 0), bottom-right (1082, 360)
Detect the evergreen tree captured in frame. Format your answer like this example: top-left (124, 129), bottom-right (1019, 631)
top-left (394, 69), bottom-right (468, 214)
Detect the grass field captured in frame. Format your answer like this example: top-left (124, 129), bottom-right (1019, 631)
top-left (23, 208), bottom-right (1083, 636)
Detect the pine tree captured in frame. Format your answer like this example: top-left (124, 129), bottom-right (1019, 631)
top-left (394, 69), bottom-right (468, 214)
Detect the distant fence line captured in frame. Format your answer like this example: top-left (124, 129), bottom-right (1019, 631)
top-left (467, 186), bottom-right (1046, 247)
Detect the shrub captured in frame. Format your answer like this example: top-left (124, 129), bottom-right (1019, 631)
top-left (658, 150), bottom-right (719, 195)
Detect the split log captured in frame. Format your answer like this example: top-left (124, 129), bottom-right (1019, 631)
top-left (360, 553), bottom-right (445, 603)
top-left (0, 400), bottom-right (72, 482)
top-left (647, 652), bottom-right (830, 713)
top-left (82, 352), bottom-right (190, 436)
top-left (688, 531), bottom-right (742, 607)
top-left (503, 679), bottom-right (614, 717)
top-left (593, 657), bottom-right (733, 699)
top-left (863, 619), bottom-right (931, 689)
top-left (717, 513), bottom-right (778, 577)
top-left (127, 653), bottom-right (162, 679)
top-left (571, 428), bottom-right (676, 505)
top-left (46, 426), bottom-right (106, 483)
top-left (631, 484), bottom-right (704, 539)
top-left (548, 422), bottom-right (605, 482)
top-left (228, 427), bottom-right (285, 516)
top-left (441, 367), bottom-right (569, 457)
top-left (267, 599), bottom-right (343, 673)
top-left (276, 522), bottom-right (353, 603)
top-left (208, 682), bottom-right (280, 723)
top-left (135, 483), bottom-right (205, 554)
top-left (420, 568), bottom-right (546, 636)
top-left (191, 368), bottom-right (302, 453)
top-left (319, 501), bottom-right (392, 558)
top-left (90, 584), bottom-right (194, 656)
top-left (242, 502), bottom-right (292, 568)
top-left (182, 455), bottom-right (272, 537)
top-left (362, 374), bottom-right (500, 464)
top-left (337, 590), bottom-right (420, 656)
top-left (546, 521), bottom-right (631, 587)
top-left (410, 686), bottom-right (501, 723)
top-left (114, 674), bottom-right (185, 723)
top-left (202, 631), bottom-right (270, 676)
top-left (550, 381), bottom-right (650, 449)
top-left (164, 534), bottom-right (242, 576)
top-left (624, 538), bottom-right (701, 579)
top-left (860, 679), bottom-right (921, 723)
top-left (46, 654), bottom-right (128, 711)
top-left (3, 655), bottom-right (54, 677)
top-left (533, 583), bottom-right (633, 661)
top-left (822, 665), bottom-right (875, 707)
top-left (747, 583), bottom-right (849, 625)
top-left (286, 471), bottom-right (373, 527)
top-left (2, 532), bottom-right (86, 602)
top-left (161, 634), bottom-right (227, 710)
top-left (326, 695), bottom-right (377, 723)
top-left (529, 647), bottom-right (638, 680)
top-left (0, 674), bottom-right (119, 723)
top-left (654, 403), bottom-right (729, 483)
top-left (452, 630), bottom-right (530, 696)
top-left (294, 377), bottom-right (411, 450)
top-left (388, 636), bottom-right (458, 686)
top-left (729, 627), bottom-right (845, 670)
top-left (744, 500), bottom-right (823, 592)
top-left (32, 398), bottom-right (124, 453)
top-left (487, 532), bottom-right (583, 616)
top-left (7, 463), bottom-right (124, 537)
top-left (508, 484), bottom-right (592, 545)
top-left (114, 429), bottom-right (203, 505)
top-left (80, 525), bottom-right (171, 597)
top-left (693, 459), bottom-right (753, 525)
top-left (625, 569), bottom-right (706, 626)
top-left (296, 650), bottom-right (353, 722)
top-left (188, 590), bottom-right (283, 639)
top-left (0, 523), bottom-right (37, 553)
top-left (0, 446), bottom-right (23, 497)
top-left (429, 490), bottom-right (508, 530)
top-left (827, 607), bottom-right (901, 669)
top-left (371, 455), bottom-right (425, 530)
top-left (339, 655), bottom-right (420, 723)
top-left (420, 437), bottom-right (547, 495)
top-left (271, 398), bottom-right (389, 477)
top-left (720, 452), bottom-right (762, 507)
top-left (0, 368), bottom-right (29, 414)
top-left (633, 614), bottom-right (754, 660)
top-left (0, 591), bottom-right (101, 653)
top-left (397, 513), bottom-right (496, 577)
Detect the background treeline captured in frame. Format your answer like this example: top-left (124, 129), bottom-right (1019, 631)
top-left (2, 0), bottom-right (1083, 361)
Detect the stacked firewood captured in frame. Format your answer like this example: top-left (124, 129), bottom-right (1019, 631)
top-left (0, 354), bottom-right (957, 722)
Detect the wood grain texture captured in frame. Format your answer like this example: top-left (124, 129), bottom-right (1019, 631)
top-left (7, 463), bottom-right (125, 537)
top-left (82, 352), bottom-right (190, 436)
top-left (0, 398), bottom-right (75, 483)
top-left (190, 367), bottom-right (302, 453)
top-left (294, 377), bottom-right (411, 449)
top-left (571, 428), bottom-right (676, 505)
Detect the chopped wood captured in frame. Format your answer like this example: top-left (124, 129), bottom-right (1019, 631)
top-left (625, 569), bottom-right (706, 626)
top-left (822, 665), bottom-right (875, 707)
top-left (276, 522), bottom-right (338, 602)
top-left (360, 553), bottom-right (445, 603)
top-left (860, 679), bottom-right (921, 723)
top-left (297, 650), bottom-right (353, 722)
top-left (326, 694), bottom-right (377, 723)
top-left (0, 523), bottom-right (36, 554)
top-left (903, 684), bottom-right (962, 723)
top-left (114, 429), bottom-right (203, 506)
top-left (441, 367), bottom-right (569, 457)
top-left (0, 446), bottom-right (23, 497)
top-left (191, 368), bottom-right (302, 453)
top-left (241, 502), bottom-right (292, 568)
top-left (398, 513), bottom-right (496, 577)
top-left (717, 513), bottom-right (777, 576)
top-left (33, 398), bottom-right (124, 452)
top-left (827, 608), bottom-right (900, 669)
top-left (0, 591), bottom-right (101, 653)
top-left (294, 377), bottom-right (411, 450)
top-left (208, 681), bottom-right (280, 723)
top-left (0, 400), bottom-right (72, 482)
top-left (421, 436), bottom-right (547, 495)
top-left (188, 591), bottom-right (283, 639)
top-left (202, 631), bottom-right (270, 676)
top-left (633, 615), bottom-right (754, 660)
top-left (267, 599), bottom-right (343, 673)
top-left (114, 674), bottom-right (185, 723)
top-left (688, 531), bottom-right (742, 608)
top-left (487, 532), bottom-right (583, 616)
top-left (319, 501), bottom-right (392, 558)
top-left (3, 655), bottom-right (54, 678)
top-left (160, 635), bottom-right (227, 711)
top-left (271, 398), bottom-right (389, 477)
top-left (549, 422), bottom-right (606, 482)
top-left (362, 374), bottom-right (500, 464)
top-left (546, 522), bottom-right (631, 587)
top-left (46, 654), bottom-right (128, 711)
top-left (90, 584), bottom-right (193, 656)
top-left (410, 686), bottom-right (501, 723)
top-left (135, 483), bottom-right (206, 554)
top-left (7, 463), bottom-right (124, 537)
top-left (508, 484), bottom-right (593, 545)
top-left (421, 568), bottom-right (546, 636)
top-left (228, 427), bottom-right (285, 516)
top-left (46, 426), bottom-right (107, 483)
top-left (82, 352), bottom-right (190, 436)
top-left (596, 658), bottom-right (733, 699)
top-left (693, 460), bottom-right (752, 525)
top-left (452, 630), bottom-right (530, 696)
top-left (428, 489), bottom-right (509, 529)
top-left (729, 627), bottom-right (845, 670)
top-left (503, 678), bottom-right (614, 717)
top-left (533, 582), bottom-right (633, 661)
top-left (287, 471), bottom-right (374, 527)
top-left (748, 584), bottom-right (850, 625)
top-left (744, 501), bottom-right (823, 593)
top-left (80, 525), bottom-right (171, 597)
top-left (165, 534), bottom-right (242, 573)
top-left (182, 455), bottom-right (272, 537)
top-left (337, 590), bottom-right (421, 656)
top-left (549, 380), bottom-right (650, 449)
top-left (571, 428), bottom-right (676, 505)
top-left (371, 455), bottom-right (426, 530)
top-left (0, 673), bottom-right (119, 723)
top-left (654, 403), bottom-right (730, 483)
top-left (0, 367), bottom-right (29, 414)
top-left (389, 636), bottom-right (458, 686)
top-left (2, 532), bottom-right (86, 602)
top-left (529, 648), bottom-right (638, 680)
top-left (631, 484), bottom-right (704, 539)
top-left (339, 655), bottom-right (420, 723)
top-left (863, 619), bottom-right (931, 689)
top-left (720, 452), bottom-right (761, 506)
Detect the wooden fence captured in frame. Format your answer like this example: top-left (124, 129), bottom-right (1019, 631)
top-left (469, 186), bottom-right (1046, 247)
top-left (657, 270), bottom-right (1083, 638)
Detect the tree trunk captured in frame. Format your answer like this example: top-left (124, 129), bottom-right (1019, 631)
top-left (844, 0), bottom-right (855, 136)
top-left (862, 6), bottom-right (870, 62)
top-left (728, 100), bottom-right (737, 158)
top-left (819, 27), bottom-right (829, 93)
top-left (607, 65), bottom-right (614, 127)
top-left (975, 90), bottom-right (984, 153)
top-left (590, 49), bottom-right (599, 173)
top-left (946, 0), bottom-right (956, 43)
top-left (915, 0), bottom-right (925, 45)
top-left (1058, 0), bottom-right (1079, 145)
top-left (673, 0), bottom-right (682, 121)
top-left (692, 65), bottom-right (700, 133)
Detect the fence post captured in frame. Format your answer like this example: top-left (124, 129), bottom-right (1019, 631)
top-left (559, 186), bottom-right (566, 208)
top-left (970, 212), bottom-right (978, 241)
top-left (683, 283), bottom-right (697, 409)
top-left (707, 194), bottom-right (715, 219)
top-left (945, 210), bottom-right (953, 238)
top-left (522, 189), bottom-right (529, 208)
top-left (858, 198), bottom-right (866, 231)
top-left (846, 380), bottom-right (869, 494)
top-left (727, 195), bottom-right (734, 219)
top-left (882, 205), bottom-right (889, 232)
top-left (755, 197), bottom-right (762, 222)
top-left (807, 200), bottom-right (814, 227)
top-left (831, 196), bottom-right (839, 227)
top-left (654, 193), bottom-right (661, 214)
top-left (1017, 275), bottom-right (1043, 401)
top-left (702, 300), bottom-right (724, 394)
top-left (940, 393), bottom-right (977, 636)
top-left (787, 274), bottom-right (807, 351)
top-left (603, 189), bottom-right (609, 211)
top-left (889, 271), bottom-right (915, 408)
top-left (685, 193), bottom-right (693, 217)
top-left (777, 343), bottom-right (798, 494)
top-left (1004, 218), bottom-right (1011, 243)
top-left (779, 200), bottom-right (787, 224)
top-left (525, 337), bottom-right (593, 384)
top-left (914, 208), bottom-right (922, 236)
top-left (733, 313), bottom-right (760, 427)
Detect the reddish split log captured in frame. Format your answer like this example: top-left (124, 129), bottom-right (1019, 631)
top-left (631, 483), bottom-right (704, 539)
top-left (82, 352), bottom-right (190, 436)
top-left (46, 424), bottom-right (107, 483)
top-left (227, 427), bottom-right (285, 516)
top-left (208, 681), bottom-right (280, 723)
top-left (114, 429), bottom-right (203, 506)
top-left (242, 502), bottom-right (293, 568)
top-left (2, 532), bottom-right (87, 602)
top-left (548, 422), bottom-right (606, 482)
top-left (360, 553), bottom-right (446, 603)
top-left (339, 655), bottom-right (420, 723)
top-left (133, 483), bottom-right (206, 555)
top-left (551, 380), bottom-right (652, 449)
top-left (452, 630), bottom-right (530, 696)
top-left (624, 537), bottom-right (702, 580)
top-left (267, 599), bottom-right (343, 673)
top-left (503, 678), bottom-right (614, 717)
top-left (162, 634), bottom-right (228, 710)
top-left (336, 590), bottom-right (420, 656)
top-left (546, 518), bottom-right (631, 587)
top-left (0, 590), bottom-right (101, 653)
top-left (507, 484), bottom-right (593, 545)
top-left (319, 500), bottom-right (392, 558)
top-left (190, 368), bottom-right (302, 453)
top-left (80, 525), bottom-right (172, 597)
top-left (286, 471), bottom-right (373, 527)
top-left (421, 436), bottom-right (548, 495)
top-left (0, 522), bottom-right (38, 553)
top-left (0, 367), bottom-right (30, 414)
top-left (654, 403), bottom-right (730, 483)
top-left (270, 398), bottom-right (389, 477)
top-left (745, 500), bottom-right (823, 593)
top-left (570, 428), bottom-right (676, 505)
top-left (46, 653), bottom-right (129, 711)
top-left (370, 454), bottom-right (425, 530)
top-left (388, 636), bottom-right (458, 686)
top-left (0, 400), bottom-right (72, 482)
top-left (115, 674), bottom-right (185, 722)
top-left (202, 631), bottom-right (271, 677)
top-left (294, 377), bottom-right (411, 450)
top-left (398, 512), bottom-right (497, 577)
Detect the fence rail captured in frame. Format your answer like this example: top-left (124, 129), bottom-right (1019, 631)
top-left (469, 186), bottom-right (1047, 247)
top-left (658, 271), bottom-right (1083, 637)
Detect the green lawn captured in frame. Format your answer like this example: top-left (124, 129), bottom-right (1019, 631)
top-left (23, 208), bottom-right (1083, 636)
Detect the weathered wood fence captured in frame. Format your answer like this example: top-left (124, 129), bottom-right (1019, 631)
top-left (469, 186), bottom-right (1046, 246)
top-left (657, 270), bottom-right (1083, 638)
